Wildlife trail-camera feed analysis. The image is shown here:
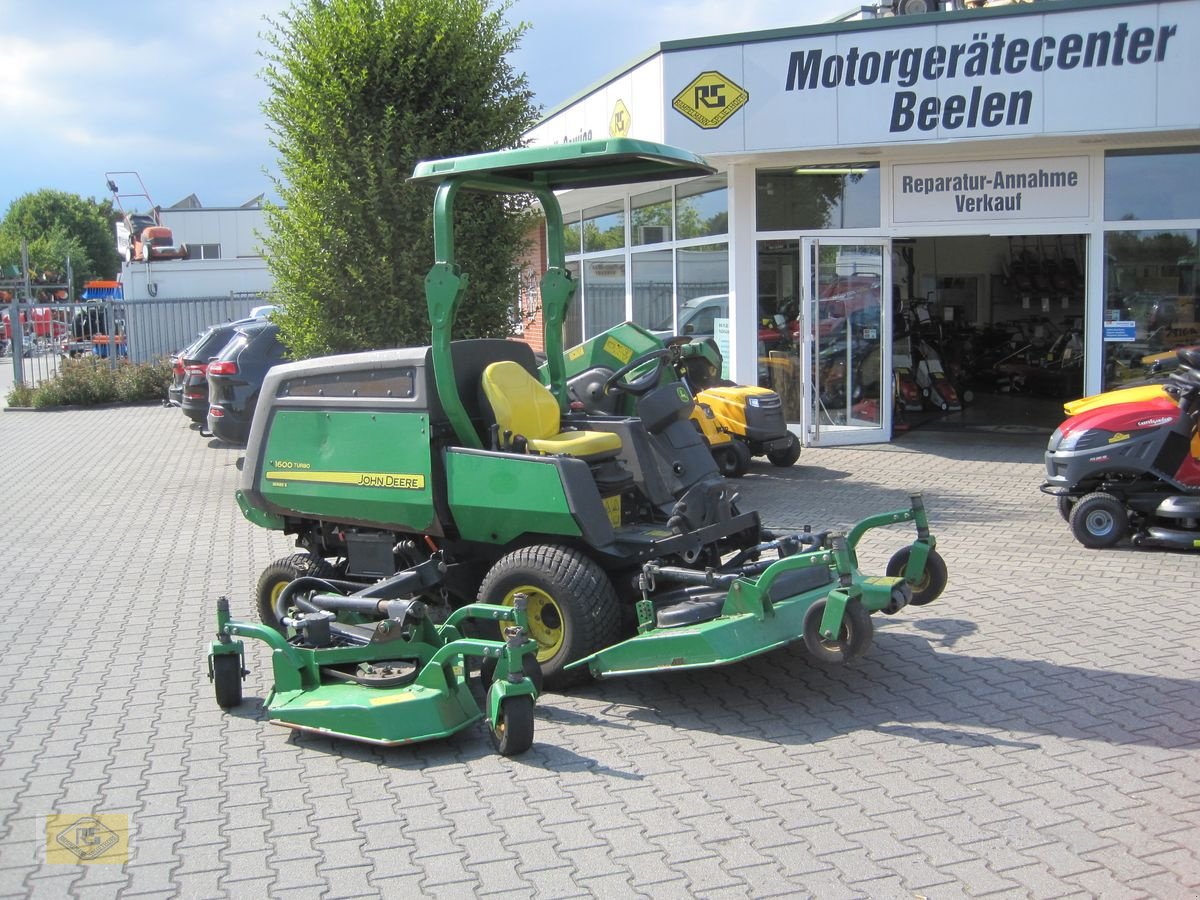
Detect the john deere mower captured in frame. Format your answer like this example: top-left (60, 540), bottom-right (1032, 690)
top-left (211, 139), bottom-right (947, 747)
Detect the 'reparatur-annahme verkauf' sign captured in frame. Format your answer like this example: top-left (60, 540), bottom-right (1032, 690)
top-left (891, 156), bottom-right (1090, 224)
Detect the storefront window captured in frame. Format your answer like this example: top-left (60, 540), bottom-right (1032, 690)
top-left (632, 249), bottom-right (673, 331)
top-left (562, 177), bottom-right (730, 343)
top-left (1103, 229), bottom-right (1200, 389)
top-left (675, 244), bottom-right (729, 340)
top-left (631, 188), bottom-right (672, 246)
top-left (583, 200), bottom-right (625, 252)
top-left (562, 213), bottom-right (582, 256)
top-left (582, 255), bottom-right (625, 337)
top-left (1105, 149), bottom-right (1200, 222)
top-left (756, 164), bottom-right (880, 231)
top-left (757, 240), bottom-right (802, 410)
top-left (677, 175), bottom-right (728, 240)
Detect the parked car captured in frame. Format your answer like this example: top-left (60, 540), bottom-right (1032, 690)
top-left (206, 322), bottom-right (287, 443)
top-left (178, 318), bottom-right (261, 424)
top-left (654, 293), bottom-right (792, 351)
top-left (167, 330), bottom-right (209, 407)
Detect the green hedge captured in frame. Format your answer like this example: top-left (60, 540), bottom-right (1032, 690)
top-left (5, 358), bottom-right (172, 409)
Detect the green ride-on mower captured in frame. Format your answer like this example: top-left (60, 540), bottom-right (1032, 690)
top-left (211, 139), bottom-right (948, 750)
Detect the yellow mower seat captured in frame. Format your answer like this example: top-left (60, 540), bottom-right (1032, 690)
top-left (481, 361), bottom-right (622, 458)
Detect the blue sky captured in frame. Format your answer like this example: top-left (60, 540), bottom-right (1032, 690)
top-left (0, 0), bottom-right (852, 216)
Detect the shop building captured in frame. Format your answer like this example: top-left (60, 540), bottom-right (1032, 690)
top-left (521, 0), bottom-right (1200, 445)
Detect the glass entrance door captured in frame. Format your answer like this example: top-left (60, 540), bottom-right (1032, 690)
top-left (801, 239), bottom-right (891, 445)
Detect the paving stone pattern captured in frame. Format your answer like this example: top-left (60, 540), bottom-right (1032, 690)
top-left (0, 405), bottom-right (1197, 898)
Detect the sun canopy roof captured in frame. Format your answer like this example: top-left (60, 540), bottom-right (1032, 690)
top-left (410, 138), bottom-right (714, 192)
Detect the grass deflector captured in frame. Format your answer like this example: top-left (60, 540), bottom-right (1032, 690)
top-left (212, 138), bottom-right (948, 753)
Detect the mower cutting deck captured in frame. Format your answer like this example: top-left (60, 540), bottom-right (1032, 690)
top-left (210, 575), bottom-right (540, 754)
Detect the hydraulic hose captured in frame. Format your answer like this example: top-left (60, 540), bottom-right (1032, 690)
top-left (273, 575), bottom-right (364, 626)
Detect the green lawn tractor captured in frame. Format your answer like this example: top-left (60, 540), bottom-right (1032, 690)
top-left (211, 139), bottom-right (948, 744)
top-left (553, 322), bottom-right (800, 476)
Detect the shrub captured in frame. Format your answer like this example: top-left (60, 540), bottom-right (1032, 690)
top-left (4, 357), bottom-right (171, 408)
top-left (6, 381), bottom-right (34, 407)
top-left (115, 358), bottom-right (172, 403)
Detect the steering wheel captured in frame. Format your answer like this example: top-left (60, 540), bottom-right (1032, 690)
top-left (602, 348), bottom-right (673, 397)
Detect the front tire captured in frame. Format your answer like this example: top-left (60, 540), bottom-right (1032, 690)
top-left (1057, 495), bottom-right (1074, 522)
top-left (767, 433), bottom-right (801, 467)
top-left (477, 545), bottom-right (621, 689)
top-left (255, 553), bottom-right (335, 632)
top-left (1069, 492), bottom-right (1128, 548)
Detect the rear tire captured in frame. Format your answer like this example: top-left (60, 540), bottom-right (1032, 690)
top-left (767, 433), bottom-right (801, 467)
top-left (1069, 492), bottom-right (1128, 548)
top-left (255, 553), bottom-right (336, 633)
top-left (478, 545), bottom-right (621, 690)
top-left (714, 440), bottom-right (751, 478)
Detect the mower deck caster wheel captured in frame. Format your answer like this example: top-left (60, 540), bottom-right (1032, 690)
top-left (490, 695), bottom-right (535, 756)
top-left (885, 546), bottom-right (947, 606)
top-left (1069, 492), bottom-right (1128, 549)
top-left (478, 653), bottom-right (544, 695)
top-left (211, 654), bottom-right (243, 709)
top-left (802, 599), bottom-right (873, 666)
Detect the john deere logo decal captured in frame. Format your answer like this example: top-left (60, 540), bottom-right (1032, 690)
top-left (609, 100), bottom-right (631, 137)
top-left (673, 71), bottom-right (748, 129)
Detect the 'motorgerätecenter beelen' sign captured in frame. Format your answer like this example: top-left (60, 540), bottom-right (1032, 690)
top-left (658, 3), bottom-right (1199, 152)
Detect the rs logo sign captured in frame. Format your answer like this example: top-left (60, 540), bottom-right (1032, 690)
top-left (673, 71), bottom-right (748, 129)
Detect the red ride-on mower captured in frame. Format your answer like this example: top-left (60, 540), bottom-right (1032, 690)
top-left (1042, 347), bottom-right (1200, 550)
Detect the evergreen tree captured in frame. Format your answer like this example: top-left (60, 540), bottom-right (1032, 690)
top-left (260, 0), bottom-right (537, 357)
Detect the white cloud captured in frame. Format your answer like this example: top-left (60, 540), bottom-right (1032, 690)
top-left (627, 0), bottom-right (851, 41)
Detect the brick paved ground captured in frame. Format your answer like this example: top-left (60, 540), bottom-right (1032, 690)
top-left (0, 405), bottom-right (1197, 898)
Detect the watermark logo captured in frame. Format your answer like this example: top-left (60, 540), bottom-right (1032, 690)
top-left (46, 814), bottom-right (129, 864)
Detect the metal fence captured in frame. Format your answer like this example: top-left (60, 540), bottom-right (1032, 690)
top-left (5, 295), bottom-right (270, 388)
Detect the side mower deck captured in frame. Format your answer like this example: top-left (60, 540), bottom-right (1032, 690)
top-left (210, 591), bottom-right (541, 755)
top-left (571, 494), bottom-right (939, 678)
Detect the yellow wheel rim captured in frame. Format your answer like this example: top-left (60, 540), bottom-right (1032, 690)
top-left (269, 580), bottom-right (289, 607)
top-left (504, 585), bottom-right (564, 662)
